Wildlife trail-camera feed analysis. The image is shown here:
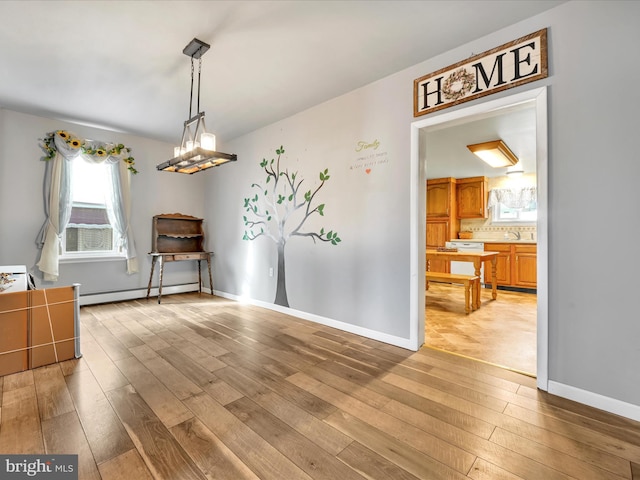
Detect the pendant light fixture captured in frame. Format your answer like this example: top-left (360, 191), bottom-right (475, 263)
top-left (156, 38), bottom-right (237, 174)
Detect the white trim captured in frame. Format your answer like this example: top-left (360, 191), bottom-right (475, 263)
top-left (214, 290), bottom-right (415, 350)
top-left (410, 86), bottom-right (549, 390)
top-left (409, 116), bottom-right (425, 351)
top-left (60, 254), bottom-right (127, 264)
top-left (548, 381), bottom-right (640, 423)
top-left (79, 283), bottom-right (200, 306)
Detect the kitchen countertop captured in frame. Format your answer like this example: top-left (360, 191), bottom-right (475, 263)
top-left (450, 238), bottom-right (537, 244)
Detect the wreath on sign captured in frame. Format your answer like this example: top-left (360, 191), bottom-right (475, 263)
top-left (442, 68), bottom-right (475, 101)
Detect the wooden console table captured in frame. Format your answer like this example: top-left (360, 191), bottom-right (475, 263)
top-left (146, 251), bottom-right (213, 303)
top-left (146, 213), bottom-right (214, 303)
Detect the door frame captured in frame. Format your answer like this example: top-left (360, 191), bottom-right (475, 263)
top-left (408, 86), bottom-right (548, 391)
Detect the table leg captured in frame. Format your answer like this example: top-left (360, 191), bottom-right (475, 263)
top-left (207, 254), bottom-right (214, 296)
top-left (464, 280), bottom-right (470, 314)
top-left (491, 258), bottom-right (498, 300)
top-left (197, 260), bottom-right (202, 293)
top-left (146, 256), bottom-right (156, 299)
top-left (158, 256), bottom-right (164, 304)
top-left (425, 258), bottom-right (430, 290)
top-left (473, 260), bottom-right (482, 309)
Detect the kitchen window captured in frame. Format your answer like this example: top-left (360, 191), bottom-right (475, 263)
top-left (488, 186), bottom-right (537, 223)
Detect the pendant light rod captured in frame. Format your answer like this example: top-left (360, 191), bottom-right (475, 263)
top-left (157, 37), bottom-right (237, 174)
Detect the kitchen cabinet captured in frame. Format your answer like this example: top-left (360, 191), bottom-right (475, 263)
top-left (426, 220), bottom-right (452, 273)
top-left (426, 178), bottom-right (459, 273)
top-left (456, 176), bottom-right (488, 218)
top-left (484, 243), bottom-right (537, 289)
top-left (514, 245), bottom-right (537, 288)
top-left (427, 177), bottom-right (456, 218)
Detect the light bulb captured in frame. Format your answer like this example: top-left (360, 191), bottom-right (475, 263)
top-left (201, 133), bottom-right (216, 151)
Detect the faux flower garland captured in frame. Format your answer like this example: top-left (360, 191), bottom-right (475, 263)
top-left (40, 130), bottom-right (138, 174)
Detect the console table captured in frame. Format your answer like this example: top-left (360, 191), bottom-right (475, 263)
top-left (146, 251), bottom-right (213, 303)
top-left (146, 213), bottom-right (214, 303)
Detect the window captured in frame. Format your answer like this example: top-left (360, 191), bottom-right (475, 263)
top-left (488, 186), bottom-right (537, 224)
top-left (492, 200), bottom-right (537, 223)
top-left (61, 159), bottom-right (123, 260)
top-left (37, 129), bottom-right (138, 281)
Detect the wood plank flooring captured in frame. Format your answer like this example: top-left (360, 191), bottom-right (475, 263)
top-left (426, 283), bottom-right (537, 375)
top-left (1, 292), bottom-right (639, 479)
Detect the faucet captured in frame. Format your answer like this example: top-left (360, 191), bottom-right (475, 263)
top-left (508, 231), bottom-right (521, 240)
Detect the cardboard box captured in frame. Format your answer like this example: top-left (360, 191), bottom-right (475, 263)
top-left (0, 286), bottom-right (80, 376)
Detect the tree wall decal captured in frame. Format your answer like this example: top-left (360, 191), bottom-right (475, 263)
top-left (242, 146), bottom-right (341, 307)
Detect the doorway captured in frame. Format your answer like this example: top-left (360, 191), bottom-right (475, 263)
top-left (409, 87), bottom-right (548, 391)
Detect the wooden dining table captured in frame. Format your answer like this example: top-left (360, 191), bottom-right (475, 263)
top-left (426, 249), bottom-right (499, 308)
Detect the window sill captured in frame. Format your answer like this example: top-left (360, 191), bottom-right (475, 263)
top-left (60, 254), bottom-right (127, 264)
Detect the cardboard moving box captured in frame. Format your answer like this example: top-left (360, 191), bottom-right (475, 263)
top-left (0, 285), bottom-right (81, 377)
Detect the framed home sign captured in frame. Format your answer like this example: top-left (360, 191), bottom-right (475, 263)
top-left (414, 28), bottom-right (547, 117)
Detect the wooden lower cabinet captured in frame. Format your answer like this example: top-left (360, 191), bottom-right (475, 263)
top-left (487, 243), bottom-right (512, 285)
top-left (426, 220), bottom-right (450, 273)
top-left (484, 243), bottom-right (537, 289)
top-left (425, 177), bottom-right (459, 274)
top-left (514, 245), bottom-right (537, 288)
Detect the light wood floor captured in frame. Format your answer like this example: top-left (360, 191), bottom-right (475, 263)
top-left (1, 293), bottom-right (639, 479)
top-left (425, 283), bottom-right (537, 376)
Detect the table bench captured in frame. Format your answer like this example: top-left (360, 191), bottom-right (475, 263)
top-left (425, 272), bottom-right (479, 314)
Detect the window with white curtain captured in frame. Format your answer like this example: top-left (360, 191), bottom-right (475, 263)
top-left (62, 158), bottom-right (121, 258)
top-left (488, 186), bottom-right (537, 223)
top-left (36, 130), bottom-right (139, 281)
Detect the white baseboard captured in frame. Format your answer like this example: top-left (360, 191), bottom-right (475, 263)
top-left (548, 381), bottom-right (640, 422)
top-left (79, 283), bottom-right (200, 306)
top-left (213, 290), bottom-right (414, 350)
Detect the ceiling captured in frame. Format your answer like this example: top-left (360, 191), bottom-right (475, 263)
top-left (0, 1), bottom-right (564, 145)
top-left (423, 101), bottom-right (537, 178)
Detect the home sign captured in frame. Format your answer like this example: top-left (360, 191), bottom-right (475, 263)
top-left (414, 28), bottom-right (547, 117)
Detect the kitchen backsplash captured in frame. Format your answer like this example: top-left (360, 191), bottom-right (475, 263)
top-left (459, 219), bottom-right (536, 241)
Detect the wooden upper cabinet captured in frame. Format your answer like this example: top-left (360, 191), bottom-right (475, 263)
top-left (427, 177), bottom-right (456, 218)
top-left (456, 176), bottom-right (488, 219)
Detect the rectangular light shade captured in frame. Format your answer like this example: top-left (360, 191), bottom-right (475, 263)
top-left (156, 149), bottom-right (237, 174)
top-left (467, 140), bottom-right (518, 168)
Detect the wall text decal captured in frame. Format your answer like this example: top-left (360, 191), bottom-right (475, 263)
top-left (414, 29), bottom-right (547, 117)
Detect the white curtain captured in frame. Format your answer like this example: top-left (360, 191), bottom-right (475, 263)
top-left (105, 160), bottom-right (138, 274)
top-left (36, 131), bottom-right (138, 281)
top-left (487, 186), bottom-right (537, 210)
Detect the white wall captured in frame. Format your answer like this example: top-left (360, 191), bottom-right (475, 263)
top-left (205, 1), bottom-right (640, 413)
top-left (0, 109), bottom-right (207, 295)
